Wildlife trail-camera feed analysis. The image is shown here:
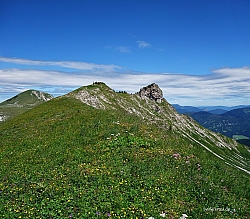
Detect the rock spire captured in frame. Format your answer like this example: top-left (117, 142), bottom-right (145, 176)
top-left (137, 83), bottom-right (163, 103)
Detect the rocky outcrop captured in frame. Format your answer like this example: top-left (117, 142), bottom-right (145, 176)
top-left (137, 83), bottom-right (163, 103)
top-left (31, 90), bottom-right (54, 102)
top-left (0, 113), bottom-right (8, 122)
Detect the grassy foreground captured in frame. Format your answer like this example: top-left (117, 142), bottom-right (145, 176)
top-left (0, 97), bottom-right (249, 218)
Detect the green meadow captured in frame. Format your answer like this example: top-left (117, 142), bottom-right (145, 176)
top-left (0, 85), bottom-right (249, 218)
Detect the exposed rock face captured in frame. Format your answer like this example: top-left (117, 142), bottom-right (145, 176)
top-left (74, 88), bottom-right (106, 109)
top-left (31, 90), bottom-right (54, 102)
top-left (137, 83), bottom-right (163, 103)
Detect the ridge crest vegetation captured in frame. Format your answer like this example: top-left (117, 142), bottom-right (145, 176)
top-left (0, 82), bottom-right (249, 218)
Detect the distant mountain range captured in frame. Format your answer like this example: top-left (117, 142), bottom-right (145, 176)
top-left (172, 104), bottom-right (250, 115)
top-left (0, 90), bottom-right (53, 121)
top-left (173, 104), bottom-right (250, 146)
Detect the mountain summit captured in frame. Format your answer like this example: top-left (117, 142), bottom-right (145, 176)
top-left (0, 89), bottom-right (53, 106)
top-left (0, 89), bottom-right (53, 121)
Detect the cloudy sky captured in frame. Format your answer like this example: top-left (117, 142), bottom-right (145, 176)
top-left (1, 0), bottom-right (250, 106)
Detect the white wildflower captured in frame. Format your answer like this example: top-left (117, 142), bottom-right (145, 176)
top-left (179, 214), bottom-right (188, 219)
top-left (160, 212), bottom-right (166, 217)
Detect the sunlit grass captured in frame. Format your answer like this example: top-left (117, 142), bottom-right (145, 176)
top-left (0, 96), bottom-right (249, 218)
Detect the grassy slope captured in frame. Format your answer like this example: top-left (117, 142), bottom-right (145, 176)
top-left (0, 91), bottom-right (249, 218)
top-left (0, 90), bottom-right (53, 121)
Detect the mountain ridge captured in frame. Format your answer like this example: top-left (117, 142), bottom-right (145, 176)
top-left (64, 82), bottom-right (250, 174)
top-left (0, 82), bottom-right (249, 218)
top-left (173, 104), bottom-right (250, 115)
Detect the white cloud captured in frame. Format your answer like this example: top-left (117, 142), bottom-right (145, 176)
top-left (0, 57), bottom-right (121, 72)
top-left (137, 40), bottom-right (151, 48)
top-left (1, 57), bottom-right (250, 106)
top-left (115, 46), bottom-right (131, 53)
top-left (105, 46), bottom-right (132, 53)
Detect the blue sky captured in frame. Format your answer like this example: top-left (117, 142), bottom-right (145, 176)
top-left (1, 0), bottom-right (250, 106)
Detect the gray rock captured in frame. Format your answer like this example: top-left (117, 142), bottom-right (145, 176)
top-left (137, 83), bottom-right (163, 103)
